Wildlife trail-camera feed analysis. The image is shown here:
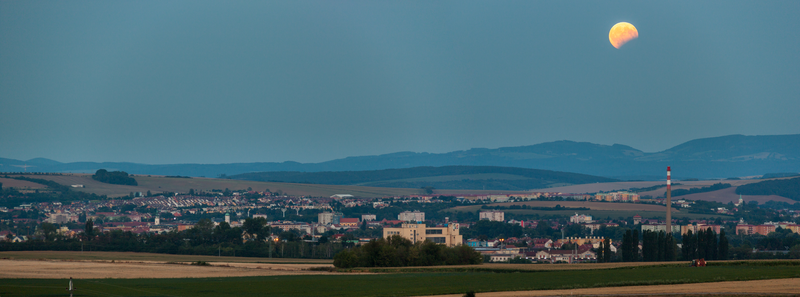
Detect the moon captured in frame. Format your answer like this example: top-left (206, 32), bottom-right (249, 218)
top-left (609, 22), bottom-right (638, 49)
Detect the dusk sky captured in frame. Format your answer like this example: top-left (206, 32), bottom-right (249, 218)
top-left (2, 1), bottom-right (799, 165)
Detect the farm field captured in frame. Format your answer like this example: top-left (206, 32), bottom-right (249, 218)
top-left (5, 174), bottom-right (425, 198)
top-left (448, 200), bottom-right (677, 212)
top-left (493, 209), bottom-right (733, 220)
top-left (530, 179), bottom-right (773, 194)
top-left (416, 278), bottom-right (800, 297)
top-left (0, 251), bottom-right (332, 264)
top-left (1, 261), bottom-right (798, 296)
top-left (535, 178), bottom-right (797, 205)
top-left (646, 186), bottom-right (797, 205)
top-left (443, 201), bottom-right (734, 220)
top-left (0, 177), bottom-right (48, 189)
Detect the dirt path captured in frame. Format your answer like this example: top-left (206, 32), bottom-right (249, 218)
top-left (0, 259), bottom-right (336, 279)
top-left (415, 278), bottom-right (800, 296)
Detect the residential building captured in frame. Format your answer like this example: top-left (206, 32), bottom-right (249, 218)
top-left (681, 224), bottom-right (722, 235)
top-left (641, 224), bottom-right (681, 234)
top-left (361, 214), bottom-right (376, 221)
top-left (555, 237), bottom-right (610, 249)
top-left (570, 213), bottom-right (593, 224)
top-left (595, 191), bottom-right (639, 202)
top-left (479, 211), bottom-right (504, 222)
top-left (736, 224), bottom-right (777, 236)
top-left (398, 210), bottom-right (425, 222)
top-left (531, 249), bottom-right (596, 263)
top-left (383, 223), bottom-right (462, 247)
top-left (318, 212), bottom-right (343, 225)
top-left (339, 218), bottom-right (360, 228)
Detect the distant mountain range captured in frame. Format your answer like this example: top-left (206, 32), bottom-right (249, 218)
top-left (2, 134), bottom-right (799, 180)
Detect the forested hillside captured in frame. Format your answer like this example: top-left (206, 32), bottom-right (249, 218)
top-left (736, 177), bottom-right (800, 201)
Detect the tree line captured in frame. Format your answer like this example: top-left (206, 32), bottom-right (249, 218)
top-left (618, 228), bottom-right (729, 262)
top-left (92, 169), bottom-right (138, 186)
top-left (736, 177), bottom-right (800, 201)
top-left (333, 235), bottom-right (482, 268)
top-left (1, 218), bottom-right (348, 259)
top-left (669, 183), bottom-right (731, 198)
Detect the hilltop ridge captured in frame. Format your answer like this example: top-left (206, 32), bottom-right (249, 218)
top-left (2, 134), bottom-right (799, 180)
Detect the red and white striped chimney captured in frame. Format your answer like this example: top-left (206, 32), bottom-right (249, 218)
top-left (667, 166), bottom-right (671, 190)
top-left (666, 166), bottom-right (672, 235)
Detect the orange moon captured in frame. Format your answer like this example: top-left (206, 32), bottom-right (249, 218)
top-left (609, 22), bottom-right (638, 49)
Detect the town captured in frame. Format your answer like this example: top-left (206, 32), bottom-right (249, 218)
top-left (3, 178), bottom-right (799, 263)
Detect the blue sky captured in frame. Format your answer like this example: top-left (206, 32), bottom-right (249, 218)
top-left (2, 1), bottom-right (799, 164)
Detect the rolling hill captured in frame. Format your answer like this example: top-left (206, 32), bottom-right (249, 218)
top-left (229, 166), bottom-right (618, 191)
top-left (2, 134), bottom-right (799, 179)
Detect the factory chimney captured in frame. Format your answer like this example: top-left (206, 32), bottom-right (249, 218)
top-left (666, 167), bottom-right (672, 235)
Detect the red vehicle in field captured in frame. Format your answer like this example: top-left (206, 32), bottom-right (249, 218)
top-left (691, 259), bottom-right (707, 267)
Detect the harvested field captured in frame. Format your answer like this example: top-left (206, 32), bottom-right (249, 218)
top-left (5, 174), bottom-right (423, 198)
top-left (531, 179), bottom-right (778, 194)
top-left (0, 251), bottom-right (332, 264)
top-left (414, 278), bottom-right (800, 296)
top-left (0, 259), bottom-right (337, 279)
top-left (447, 200), bottom-right (680, 213)
top-left (0, 177), bottom-right (48, 188)
top-left (658, 186), bottom-right (796, 205)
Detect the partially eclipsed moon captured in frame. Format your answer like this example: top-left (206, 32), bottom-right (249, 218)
top-left (609, 22), bottom-right (638, 49)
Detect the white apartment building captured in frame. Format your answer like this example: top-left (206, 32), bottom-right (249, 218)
top-left (479, 211), bottom-right (505, 222)
top-left (398, 210), bottom-right (425, 222)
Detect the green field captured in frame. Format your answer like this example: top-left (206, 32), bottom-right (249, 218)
top-left (2, 263), bottom-right (798, 296)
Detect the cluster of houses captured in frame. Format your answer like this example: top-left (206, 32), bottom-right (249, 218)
top-left (466, 236), bottom-right (612, 263)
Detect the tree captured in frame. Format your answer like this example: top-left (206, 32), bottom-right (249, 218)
top-left (683, 230), bottom-right (694, 260)
top-left (243, 217), bottom-right (269, 240)
top-left (603, 238), bottom-right (611, 262)
top-left (707, 229), bottom-right (718, 260)
top-left (621, 230), bottom-right (632, 262)
top-left (665, 234), bottom-right (677, 261)
top-left (85, 218), bottom-right (94, 240)
top-left (597, 241), bottom-right (605, 263)
top-left (632, 229), bottom-right (640, 262)
top-left (40, 223), bottom-right (58, 241)
top-left (790, 244), bottom-right (800, 259)
top-left (718, 229), bottom-right (729, 260)
top-left (657, 231), bottom-right (666, 261)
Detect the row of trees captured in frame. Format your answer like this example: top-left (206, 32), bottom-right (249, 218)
top-left (683, 229), bottom-right (728, 260)
top-left (640, 230), bottom-right (677, 261)
top-left (333, 235), bottom-right (482, 268)
top-left (596, 238), bottom-right (612, 263)
top-left (619, 228), bottom-right (729, 262)
top-left (2, 218), bottom-right (348, 259)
